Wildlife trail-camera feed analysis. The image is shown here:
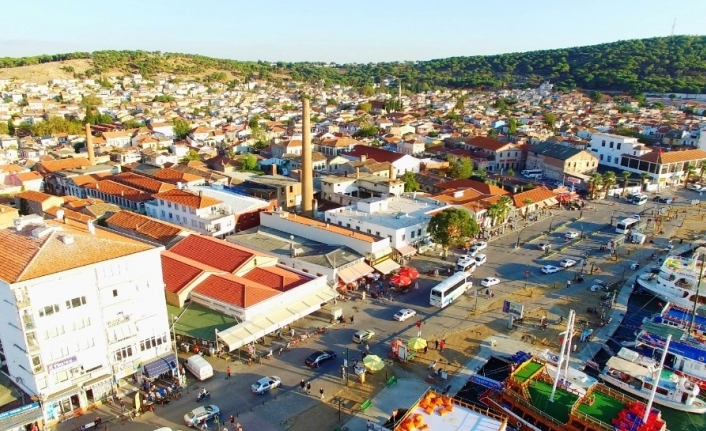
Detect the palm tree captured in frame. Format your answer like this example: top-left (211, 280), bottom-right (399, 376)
top-left (620, 171), bottom-right (632, 196)
top-left (498, 195), bottom-right (513, 222)
top-left (699, 160), bottom-right (706, 183)
top-left (507, 168), bottom-right (515, 178)
top-left (603, 171), bottom-right (617, 198)
top-left (486, 203), bottom-right (503, 227)
top-left (640, 172), bottom-right (650, 191)
top-left (587, 173), bottom-right (603, 199)
top-left (523, 198), bottom-right (534, 220)
top-left (684, 163), bottom-right (697, 189)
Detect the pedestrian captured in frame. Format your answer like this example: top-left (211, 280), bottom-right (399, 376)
top-left (365, 343), bottom-right (370, 353)
top-left (566, 280), bottom-right (571, 289)
top-left (226, 366), bottom-right (231, 379)
top-left (440, 339), bottom-right (446, 352)
top-left (350, 315), bottom-right (354, 324)
top-left (435, 340), bottom-right (439, 350)
top-left (423, 345), bottom-right (428, 354)
top-left (367, 419), bottom-right (373, 430)
top-left (414, 281), bottom-right (419, 290)
top-left (320, 387), bottom-right (325, 400)
top-left (300, 379), bottom-right (306, 392)
top-left (215, 415), bottom-right (220, 427)
top-left (490, 290), bottom-right (495, 298)
top-left (290, 327), bottom-right (295, 338)
top-left (306, 381), bottom-right (311, 394)
top-left (201, 418), bottom-right (208, 431)
top-left (230, 415), bottom-right (235, 430)
top-left (119, 398), bottom-right (125, 413)
top-left (485, 289), bottom-right (490, 299)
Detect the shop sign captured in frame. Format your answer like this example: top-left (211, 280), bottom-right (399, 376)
top-left (47, 356), bottom-right (77, 374)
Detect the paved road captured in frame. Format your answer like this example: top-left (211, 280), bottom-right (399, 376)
top-left (58, 186), bottom-right (703, 431)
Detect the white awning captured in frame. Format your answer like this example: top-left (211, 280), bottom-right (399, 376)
top-left (217, 287), bottom-right (337, 352)
top-left (370, 246), bottom-right (392, 260)
top-left (396, 245), bottom-right (417, 256)
top-left (374, 259), bottom-right (401, 275)
top-left (337, 262), bottom-right (374, 284)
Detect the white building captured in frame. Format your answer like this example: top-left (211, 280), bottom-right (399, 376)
top-left (587, 132), bottom-right (650, 168)
top-left (146, 189), bottom-right (235, 237)
top-left (324, 196), bottom-right (448, 256)
top-left (0, 215), bottom-right (172, 424)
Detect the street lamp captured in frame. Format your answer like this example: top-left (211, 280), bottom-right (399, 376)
top-left (343, 347), bottom-right (350, 384)
top-left (523, 265), bottom-right (529, 288)
top-left (548, 213), bottom-right (560, 232)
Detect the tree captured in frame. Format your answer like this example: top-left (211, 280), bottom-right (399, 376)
top-left (7, 120), bottom-right (14, 136)
top-left (506, 168), bottom-right (515, 178)
top-left (428, 208), bottom-right (479, 255)
top-left (602, 171), bottom-right (617, 197)
top-left (684, 163), bottom-right (697, 188)
top-left (182, 149), bottom-right (201, 162)
top-left (620, 171), bottom-right (632, 196)
top-left (447, 156), bottom-right (473, 179)
top-left (353, 123), bottom-right (379, 138)
top-left (326, 98), bottom-right (338, 106)
top-left (542, 112), bottom-right (556, 131)
top-left (360, 85), bottom-right (375, 97)
top-left (507, 118), bottom-right (518, 135)
top-left (0, 121), bottom-right (7, 135)
top-left (640, 172), bottom-right (650, 191)
top-left (401, 171), bottom-right (420, 192)
top-left (587, 173), bottom-right (604, 199)
top-left (589, 91), bottom-right (603, 103)
top-left (357, 102), bottom-right (372, 113)
top-left (487, 128), bottom-right (499, 139)
top-left (80, 94), bottom-right (102, 111)
top-left (240, 153), bottom-right (258, 171)
top-left (173, 118), bottom-right (192, 140)
top-left (699, 160), bottom-right (706, 183)
top-left (522, 199), bottom-right (534, 220)
top-left (486, 203), bottom-right (503, 226)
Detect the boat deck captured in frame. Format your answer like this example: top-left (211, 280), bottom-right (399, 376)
top-left (575, 390), bottom-right (626, 425)
top-left (527, 380), bottom-right (577, 423)
top-left (514, 361), bottom-right (543, 383)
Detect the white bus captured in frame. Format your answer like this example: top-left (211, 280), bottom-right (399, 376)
top-left (430, 272), bottom-right (472, 308)
top-left (616, 217), bottom-right (640, 234)
top-left (521, 169), bottom-right (543, 178)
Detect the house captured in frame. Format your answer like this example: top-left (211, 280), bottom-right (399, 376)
top-left (145, 189), bottom-right (235, 237)
top-left (397, 138), bottom-right (426, 156)
top-left (104, 210), bottom-right (190, 248)
top-left (102, 131), bottom-right (132, 148)
top-left (511, 186), bottom-right (558, 217)
top-left (83, 180), bottom-right (153, 212)
top-left (14, 190), bottom-right (64, 216)
top-left (525, 142), bottom-right (599, 181)
top-left (316, 136), bottom-right (362, 157)
top-left (0, 216), bottom-right (172, 422)
top-left (149, 122), bottom-right (175, 138)
top-left (619, 148), bottom-right (706, 188)
top-left (188, 184), bottom-right (274, 232)
top-left (587, 133), bottom-right (648, 168)
top-left (341, 146), bottom-right (421, 177)
top-left (444, 137), bottom-right (521, 172)
top-left (0, 203), bottom-right (20, 227)
top-left (235, 175), bottom-right (303, 210)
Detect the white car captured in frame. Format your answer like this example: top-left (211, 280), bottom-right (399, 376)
top-left (468, 246), bottom-right (481, 257)
top-left (541, 265), bottom-right (559, 274)
top-left (688, 183), bottom-right (703, 191)
top-left (559, 258), bottom-right (577, 268)
top-left (481, 277), bottom-right (500, 287)
top-left (474, 254), bottom-right (487, 266)
top-left (475, 241), bottom-right (488, 251)
top-left (564, 231), bottom-right (579, 239)
top-left (393, 308), bottom-right (417, 321)
top-left (184, 405), bottom-right (220, 427)
top-left (251, 376), bottom-right (282, 394)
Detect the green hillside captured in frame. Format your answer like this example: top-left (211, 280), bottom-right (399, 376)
top-left (0, 36), bottom-right (704, 94)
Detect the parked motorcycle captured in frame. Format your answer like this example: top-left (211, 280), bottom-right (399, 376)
top-left (196, 390), bottom-right (211, 402)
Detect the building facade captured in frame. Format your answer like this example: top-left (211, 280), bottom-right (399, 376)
top-left (146, 189), bottom-right (235, 237)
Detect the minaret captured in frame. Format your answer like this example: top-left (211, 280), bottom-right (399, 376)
top-left (85, 123), bottom-right (95, 165)
top-left (301, 97), bottom-right (314, 215)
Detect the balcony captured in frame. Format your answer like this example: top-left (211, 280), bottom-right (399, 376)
top-left (22, 315), bottom-right (36, 331)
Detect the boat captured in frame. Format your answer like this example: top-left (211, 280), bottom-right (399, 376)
top-left (599, 344), bottom-right (706, 414)
top-left (635, 247), bottom-right (706, 312)
top-left (479, 311), bottom-right (667, 431)
top-left (539, 349), bottom-right (598, 395)
top-left (636, 321), bottom-right (706, 391)
top-left (646, 302), bottom-right (706, 340)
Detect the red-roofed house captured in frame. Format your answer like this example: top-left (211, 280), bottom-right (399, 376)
top-left (342, 146), bottom-right (421, 176)
top-left (147, 189), bottom-right (235, 237)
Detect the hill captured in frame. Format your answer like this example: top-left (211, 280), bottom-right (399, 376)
top-left (0, 36), bottom-right (704, 93)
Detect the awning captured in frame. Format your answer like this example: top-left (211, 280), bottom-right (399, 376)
top-left (142, 352), bottom-right (177, 378)
top-left (374, 259), bottom-right (401, 275)
top-left (337, 262), bottom-right (374, 284)
top-left (217, 286), bottom-right (338, 352)
top-left (83, 374), bottom-right (112, 389)
top-left (396, 245), bottom-right (417, 256)
top-left (45, 385), bottom-right (79, 403)
top-left (370, 246), bottom-right (392, 260)
top-left (0, 403), bottom-right (43, 430)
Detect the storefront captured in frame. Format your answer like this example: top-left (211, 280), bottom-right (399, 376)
top-left (142, 352), bottom-right (178, 379)
top-left (82, 375), bottom-right (112, 405)
top-left (43, 386), bottom-right (81, 423)
top-left (0, 402), bottom-right (43, 431)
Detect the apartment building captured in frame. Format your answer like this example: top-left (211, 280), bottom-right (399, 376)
top-left (587, 132), bottom-right (649, 168)
top-left (146, 189), bottom-right (235, 237)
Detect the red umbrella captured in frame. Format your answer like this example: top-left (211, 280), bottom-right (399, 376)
top-left (398, 267), bottom-right (420, 279)
top-left (390, 274), bottom-right (412, 286)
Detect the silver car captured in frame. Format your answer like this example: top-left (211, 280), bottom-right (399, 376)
top-left (251, 376), bottom-right (282, 394)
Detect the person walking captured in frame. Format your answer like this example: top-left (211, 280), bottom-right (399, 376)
top-left (306, 381), bottom-right (311, 394)
top-left (119, 398), bottom-right (125, 413)
top-left (300, 379), bottom-right (306, 392)
top-left (440, 339), bottom-right (446, 352)
top-left (423, 345), bottom-right (428, 354)
top-left (226, 366), bottom-right (231, 379)
top-left (414, 281), bottom-right (419, 290)
top-left (435, 339), bottom-right (439, 350)
top-left (230, 415), bottom-right (235, 430)
top-left (319, 387), bottom-right (325, 400)
top-left (365, 343), bottom-right (370, 353)
top-left (340, 365), bottom-right (346, 381)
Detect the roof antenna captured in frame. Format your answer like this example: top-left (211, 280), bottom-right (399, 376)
top-left (670, 18), bottom-right (676, 37)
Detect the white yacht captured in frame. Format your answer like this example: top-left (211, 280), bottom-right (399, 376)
top-left (635, 247), bottom-right (706, 312)
top-left (538, 349), bottom-right (597, 395)
top-left (599, 347), bottom-right (706, 414)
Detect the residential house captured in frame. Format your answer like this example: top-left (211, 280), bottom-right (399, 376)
top-left (14, 190), bottom-right (64, 216)
top-left (145, 189), bottom-right (235, 237)
top-left (341, 146), bottom-right (421, 177)
top-left (235, 175), bottom-right (303, 210)
top-left (587, 132), bottom-right (648, 168)
top-left (83, 180), bottom-right (153, 212)
top-left (104, 210), bottom-right (190, 248)
top-left (525, 142), bottom-right (599, 182)
top-left (102, 131), bottom-right (132, 148)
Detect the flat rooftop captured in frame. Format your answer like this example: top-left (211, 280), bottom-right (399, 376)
top-left (398, 389), bottom-right (507, 431)
top-left (326, 197), bottom-right (445, 230)
top-left (168, 302), bottom-right (239, 341)
top-left (190, 184), bottom-right (271, 214)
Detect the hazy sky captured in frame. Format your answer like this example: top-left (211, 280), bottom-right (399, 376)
top-left (2, 0), bottom-right (704, 63)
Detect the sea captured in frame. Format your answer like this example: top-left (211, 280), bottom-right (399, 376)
top-left (455, 292), bottom-right (706, 430)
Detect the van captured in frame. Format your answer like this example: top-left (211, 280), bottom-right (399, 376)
top-left (184, 355), bottom-right (213, 381)
top-left (312, 303), bottom-right (343, 321)
top-left (633, 195), bottom-right (648, 206)
top-left (455, 256), bottom-right (477, 273)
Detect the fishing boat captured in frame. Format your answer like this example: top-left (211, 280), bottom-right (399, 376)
top-left (539, 349), bottom-right (598, 395)
top-left (479, 311), bottom-right (667, 431)
top-left (646, 301), bottom-right (706, 340)
top-left (635, 247), bottom-right (706, 312)
top-left (636, 321), bottom-right (706, 391)
top-left (599, 344), bottom-right (706, 414)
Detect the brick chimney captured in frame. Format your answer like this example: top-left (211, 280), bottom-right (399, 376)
top-left (301, 98), bottom-right (314, 215)
top-left (85, 123), bottom-right (95, 165)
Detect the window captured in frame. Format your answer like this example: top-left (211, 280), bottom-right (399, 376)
top-left (39, 304), bottom-right (60, 317)
top-left (176, 215), bottom-right (180, 222)
top-left (367, 229), bottom-right (371, 234)
top-left (402, 234), bottom-right (406, 241)
top-left (182, 205), bottom-right (186, 211)
top-left (65, 296), bottom-right (86, 309)
top-left (356, 226), bottom-right (360, 231)
top-left (602, 140), bottom-right (606, 146)
top-left (114, 346), bottom-right (134, 361)
top-left (617, 143), bottom-right (621, 150)
top-left (190, 208), bottom-right (196, 214)
top-left (161, 210), bottom-right (165, 217)
top-left (167, 202), bottom-right (172, 208)
top-left (346, 223), bottom-right (351, 228)
top-left (73, 317), bottom-right (90, 330)
top-left (411, 231), bottom-right (416, 239)
top-left (31, 355), bottom-right (42, 372)
top-left (191, 220), bottom-right (197, 227)
top-left (112, 289), bottom-right (118, 297)
top-left (55, 370), bottom-right (70, 383)
top-left (140, 334), bottom-right (167, 351)
top-left (418, 229), bottom-right (422, 236)
top-left (199, 222), bottom-right (205, 229)
top-left (289, 186), bottom-right (293, 193)
top-left (376, 231), bottom-right (380, 237)
top-left (44, 325), bottom-right (65, 339)
top-left (609, 142), bottom-right (614, 149)
top-left (160, 199), bottom-right (164, 206)
top-left (607, 156), bottom-right (612, 163)
top-left (600, 155), bottom-right (604, 161)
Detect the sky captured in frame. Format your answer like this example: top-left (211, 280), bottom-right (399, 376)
top-left (2, 0), bottom-right (705, 63)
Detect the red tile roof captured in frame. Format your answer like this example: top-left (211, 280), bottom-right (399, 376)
top-left (193, 274), bottom-right (279, 307)
top-left (243, 267), bottom-right (308, 292)
top-left (152, 168), bottom-right (202, 184)
top-left (467, 136), bottom-right (514, 152)
top-left (35, 158), bottom-right (91, 174)
top-left (106, 211), bottom-right (186, 246)
top-left (161, 252), bottom-right (205, 294)
top-left (512, 186), bottom-right (556, 208)
top-left (85, 180), bottom-right (153, 202)
top-left (635, 148), bottom-right (706, 164)
top-left (436, 179), bottom-right (509, 196)
top-left (169, 235), bottom-right (259, 273)
top-left (113, 172), bottom-right (176, 194)
top-left (342, 146), bottom-right (405, 164)
top-left (153, 189), bottom-right (221, 209)
top-left (16, 190), bottom-right (56, 203)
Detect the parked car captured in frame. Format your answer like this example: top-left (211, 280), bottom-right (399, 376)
top-left (251, 376), bottom-right (282, 394)
top-left (564, 231), bottom-right (579, 239)
top-left (474, 241), bottom-right (488, 251)
top-left (481, 277), bottom-right (500, 287)
top-left (688, 183), bottom-right (703, 191)
top-left (474, 254), bottom-right (487, 266)
top-left (541, 265), bottom-right (559, 274)
top-left (184, 405), bottom-right (220, 427)
top-left (393, 308), bottom-right (417, 321)
top-left (559, 258), bottom-right (577, 268)
top-left (305, 350), bottom-right (337, 368)
top-left (537, 243), bottom-right (550, 251)
top-left (352, 329), bottom-right (375, 344)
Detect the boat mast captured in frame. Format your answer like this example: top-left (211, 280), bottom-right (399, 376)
top-left (689, 253), bottom-right (705, 336)
top-left (550, 309), bottom-right (575, 402)
top-left (643, 334), bottom-right (671, 424)
top-left (563, 310), bottom-right (576, 380)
